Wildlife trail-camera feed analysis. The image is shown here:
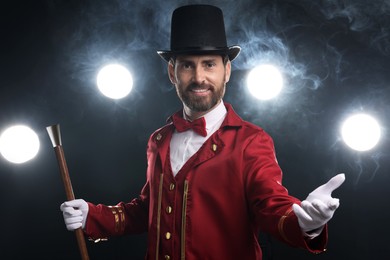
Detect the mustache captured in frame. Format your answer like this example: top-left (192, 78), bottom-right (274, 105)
top-left (186, 83), bottom-right (213, 90)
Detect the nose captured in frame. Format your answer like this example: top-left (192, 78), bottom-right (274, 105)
top-left (193, 65), bottom-right (206, 84)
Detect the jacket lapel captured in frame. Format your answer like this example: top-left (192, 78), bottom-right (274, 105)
top-left (153, 124), bottom-right (174, 171)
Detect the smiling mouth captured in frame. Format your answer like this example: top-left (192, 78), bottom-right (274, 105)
top-left (190, 88), bottom-right (212, 97)
top-left (191, 88), bottom-right (209, 93)
top-left (187, 83), bottom-right (213, 96)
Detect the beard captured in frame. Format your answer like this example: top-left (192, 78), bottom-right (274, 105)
top-left (178, 83), bottom-right (225, 112)
top-left (176, 81), bottom-right (226, 112)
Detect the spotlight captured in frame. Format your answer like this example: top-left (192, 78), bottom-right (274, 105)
top-left (341, 114), bottom-right (381, 151)
top-left (246, 64), bottom-right (283, 100)
top-left (0, 125), bottom-right (40, 164)
top-left (96, 64), bottom-right (133, 99)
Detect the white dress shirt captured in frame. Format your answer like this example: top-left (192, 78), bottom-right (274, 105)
top-left (170, 101), bottom-right (227, 176)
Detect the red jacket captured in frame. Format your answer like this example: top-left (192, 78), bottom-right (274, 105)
top-left (85, 103), bottom-right (327, 259)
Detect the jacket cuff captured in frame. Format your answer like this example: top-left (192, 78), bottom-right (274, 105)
top-left (278, 206), bottom-right (328, 254)
top-left (84, 202), bottom-right (126, 242)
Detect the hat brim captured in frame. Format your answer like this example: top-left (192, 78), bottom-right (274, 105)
top-left (157, 46), bottom-right (241, 62)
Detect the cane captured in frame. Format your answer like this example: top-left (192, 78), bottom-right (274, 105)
top-left (46, 124), bottom-right (90, 260)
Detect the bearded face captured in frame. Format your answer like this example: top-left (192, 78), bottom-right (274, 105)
top-left (169, 55), bottom-right (231, 115)
top-left (176, 79), bottom-right (226, 112)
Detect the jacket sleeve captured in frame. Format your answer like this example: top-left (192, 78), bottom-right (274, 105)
top-left (243, 130), bottom-right (327, 254)
top-left (83, 182), bottom-right (149, 241)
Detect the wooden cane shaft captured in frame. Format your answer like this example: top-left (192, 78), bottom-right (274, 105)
top-left (75, 228), bottom-right (90, 260)
top-left (54, 146), bottom-right (75, 200)
top-left (54, 146), bottom-right (90, 260)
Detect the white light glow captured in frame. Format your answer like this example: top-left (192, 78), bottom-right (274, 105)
top-left (0, 125), bottom-right (40, 164)
top-left (246, 64), bottom-right (283, 100)
top-left (97, 64), bottom-right (133, 99)
top-left (341, 114), bottom-right (381, 151)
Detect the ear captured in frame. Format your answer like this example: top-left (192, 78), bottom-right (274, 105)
top-left (224, 60), bottom-right (231, 83)
top-left (168, 61), bottom-right (176, 84)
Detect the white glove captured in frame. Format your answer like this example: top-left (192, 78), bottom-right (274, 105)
top-left (60, 199), bottom-right (89, 231)
top-left (293, 173), bottom-right (345, 233)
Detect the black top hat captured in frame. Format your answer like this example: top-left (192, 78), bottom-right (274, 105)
top-left (157, 4), bottom-right (241, 62)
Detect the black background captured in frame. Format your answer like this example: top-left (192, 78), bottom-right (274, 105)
top-left (1, 0), bottom-right (389, 259)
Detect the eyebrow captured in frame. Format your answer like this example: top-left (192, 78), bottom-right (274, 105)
top-left (177, 57), bottom-right (218, 64)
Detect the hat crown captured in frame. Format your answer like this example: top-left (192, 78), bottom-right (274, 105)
top-left (157, 4), bottom-right (240, 62)
top-left (170, 5), bottom-right (227, 51)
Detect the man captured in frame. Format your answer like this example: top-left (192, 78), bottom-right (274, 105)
top-left (61, 5), bottom-right (345, 260)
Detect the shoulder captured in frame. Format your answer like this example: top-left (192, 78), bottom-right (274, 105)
top-left (222, 104), bottom-right (275, 148)
top-left (225, 103), bottom-right (271, 138)
top-left (239, 118), bottom-right (274, 146)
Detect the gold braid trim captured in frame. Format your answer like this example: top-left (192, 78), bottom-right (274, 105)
top-left (278, 207), bottom-right (294, 244)
top-left (109, 206), bottom-right (119, 233)
top-left (156, 173), bottom-right (164, 260)
top-left (108, 205), bottom-right (126, 234)
top-left (181, 181), bottom-right (189, 260)
top-left (118, 207), bottom-right (125, 233)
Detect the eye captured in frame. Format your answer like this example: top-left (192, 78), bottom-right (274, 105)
top-left (184, 63), bottom-right (192, 69)
top-left (206, 62), bottom-right (216, 68)
top-left (179, 62), bottom-right (193, 70)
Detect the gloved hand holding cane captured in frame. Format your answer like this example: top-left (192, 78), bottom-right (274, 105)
top-left (47, 124), bottom-right (90, 260)
top-left (60, 199), bottom-right (89, 231)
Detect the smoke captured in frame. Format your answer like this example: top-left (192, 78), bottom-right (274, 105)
top-left (45, 0), bottom-right (390, 92)
top-left (228, 0), bottom-right (389, 88)
top-left (233, 30), bottom-right (324, 90)
top-left (46, 0), bottom-right (177, 82)
top-left (42, 0), bottom-right (390, 166)
top-left (219, 0), bottom-right (390, 184)
top-left (225, 1), bottom-right (325, 93)
top-left (344, 151), bottom-right (389, 187)
top-left (301, 0), bottom-right (390, 56)
top-left (323, 94), bottom-right (390, 186)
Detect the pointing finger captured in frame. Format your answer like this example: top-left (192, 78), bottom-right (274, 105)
top-left (315, 173), bottom-right (346, 196)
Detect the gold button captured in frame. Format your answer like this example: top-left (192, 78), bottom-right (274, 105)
top-left (166, 206), bottom-right (172, 214)
top-left (156, 133), bottom-right (162, 141)
top-left (165, 232), bottom-right (171, 240)
top-left (212, 143), bottom-right (217, 152)
top-left (165, 255), bottom-right (171, 260)
top-left (169, 183), bottom-right (175, 190)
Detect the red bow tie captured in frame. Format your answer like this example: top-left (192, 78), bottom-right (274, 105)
top-left (172, 113), bottom-right (207, 137)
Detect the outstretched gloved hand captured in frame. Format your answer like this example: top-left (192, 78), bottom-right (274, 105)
top-left (60, 199), bottom-right (89, 231)
top-left (293, 173), bottom-right (345, 233)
